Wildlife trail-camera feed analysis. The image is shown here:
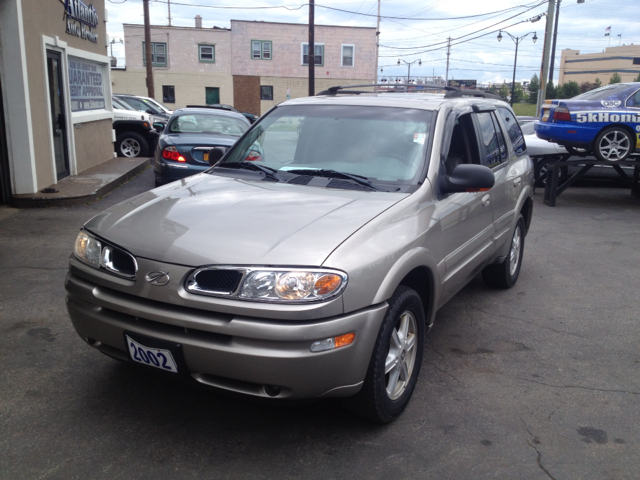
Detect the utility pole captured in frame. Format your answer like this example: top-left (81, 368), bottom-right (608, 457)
top-left (548, 0), bottom-right (561, 85)
top-left (374, 0), bottom-right (380, 89)
top-left (308, 0), bottom-right (315, 96)
top-left (445, 37), bottom-right (451, 86)
top-left (167, 0), bottom-right (172, 26)
top-left (143, 0), bottom-right (155, 99)
top-left (536, 1), bottom-right (556, 117)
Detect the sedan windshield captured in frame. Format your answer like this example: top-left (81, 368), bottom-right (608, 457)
top-left (217, 105), bottom-right (434, 188)
top-left (168, 114), bottom-right (248, 136)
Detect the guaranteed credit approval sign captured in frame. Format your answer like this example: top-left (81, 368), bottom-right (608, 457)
top-left (68, 57), bottom-right (105, 112)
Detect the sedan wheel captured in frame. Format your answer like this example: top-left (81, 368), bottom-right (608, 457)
top-left (594, 128), bottom-right (633, 162)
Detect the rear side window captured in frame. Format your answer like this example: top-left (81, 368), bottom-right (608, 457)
top-left (476, 112), bottom-right (507, 168)
top-left (497, 107), bottom-right (526, 155)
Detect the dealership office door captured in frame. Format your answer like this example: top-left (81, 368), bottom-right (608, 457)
top-left (46, 50), bottom-right (70, 180)
top-left (0, 75), bottom-right (11, 205)
top-left (205, 87), bottom-right (220, 105)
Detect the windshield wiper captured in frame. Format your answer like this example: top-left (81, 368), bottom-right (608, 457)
top-left (215, 162), bottom-right (284, 182)
top-left (286, 169), bottom-right (384, 191)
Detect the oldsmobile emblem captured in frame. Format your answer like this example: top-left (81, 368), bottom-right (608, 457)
top-left (146, 271), bottom-right (170, 286)
top-left (600, 100), bottom-right (621, 108)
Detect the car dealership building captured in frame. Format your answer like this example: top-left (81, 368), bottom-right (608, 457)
top-left (0, 0), bottom-right (114, 205)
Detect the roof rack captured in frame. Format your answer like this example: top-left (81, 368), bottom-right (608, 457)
top-left (316, 84), bottom-right (504, 101)
top-left (316, 84), bottom-right (452, 96)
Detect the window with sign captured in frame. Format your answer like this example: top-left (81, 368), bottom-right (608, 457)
top-left (199, 45), bottom-right (215, 63)
top-left (142, 42), bottom-right (167, 67)
top-left (342, 45), bottom-right (354, 67)
top-left (252, 40), bottom-right (272, 60)
top-left (301, 43), bottom-right (324, 66)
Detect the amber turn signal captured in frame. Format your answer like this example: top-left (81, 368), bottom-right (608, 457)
top-left (314, 274), bottom-right (342, 295)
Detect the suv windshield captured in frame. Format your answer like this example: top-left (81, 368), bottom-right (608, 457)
top-left (168, 114), bottom-right (248, 136)
top-left (217, 105), bottom-right (434, 187)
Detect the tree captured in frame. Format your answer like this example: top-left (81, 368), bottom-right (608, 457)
top-left (528, 74), bottom-right (539, 104)
top-left (562, 81), bottom-right (580, 98)
top-left (635, 72), bottom-right (640, 82)
top-left (512, 83), bottom-right (525, 103)
top-left (499, 83), bottom-right (510, 101)
top-left (546, 82), bottom-right (556, 99)
top-left (594, 77), bottom-right (602, 88)
top-left (609, 72), bottom-right (622, 84)
top-left (579, 82), bottom-right (594, 93)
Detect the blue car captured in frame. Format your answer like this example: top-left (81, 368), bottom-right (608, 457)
top-left (153, 107), bottom-right (250, 187)
top-left (535, 82), bottom-right (640, 162)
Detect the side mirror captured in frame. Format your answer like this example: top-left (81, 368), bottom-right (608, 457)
top-left (146, 109), bottom-right (155, 115)
top-left (439, 164), bottom-right (495, 195)
top-left (208, 146), bottom-right (227, 166)
top-left (153, 122), bottom-right (165, 133)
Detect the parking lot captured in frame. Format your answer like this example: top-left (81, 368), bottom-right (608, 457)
top-left (1, 167), bottom-right (639, 479)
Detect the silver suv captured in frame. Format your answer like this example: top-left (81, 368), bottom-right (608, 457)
top-left (66, 86), bottom-right (533, 423)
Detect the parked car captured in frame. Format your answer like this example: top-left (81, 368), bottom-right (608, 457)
top-left (152, 107), bottom-right (250, 187)
top-left (114, 94), bottom-right (173, 121)
top-left (535, 82), bottom-right (640, 161)
top-left (66, 86), bottom-right (534, 423)
top-left (111, 97), bottom-right (159, 158)
top-left (202, 103), bottom-right (260, 124)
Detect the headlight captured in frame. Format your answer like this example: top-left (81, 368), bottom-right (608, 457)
top-left (186, 267), bottom-right (347, 303)
top-left (74, 231), bottom-right (102, 268)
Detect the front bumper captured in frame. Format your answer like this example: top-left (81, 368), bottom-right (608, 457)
top-left (65, 269), bottom-right (387, 400)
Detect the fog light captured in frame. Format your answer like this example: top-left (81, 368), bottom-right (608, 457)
top-left (310, 333), bottom-right (355, 352)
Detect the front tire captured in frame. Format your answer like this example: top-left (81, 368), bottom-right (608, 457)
top-left (115, 132), bottom-right (149, 158)
top-left (593, 127), bottom-right (634, 162)
top-left (342, 286), bottom-right (425, 423)
top-left (482, 215), bottom-right (525, 289)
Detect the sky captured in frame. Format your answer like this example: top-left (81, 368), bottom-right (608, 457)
top-left (105, 0), bottom-right (640, 85)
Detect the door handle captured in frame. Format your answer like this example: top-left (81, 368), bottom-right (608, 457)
top-left (482, 194), bottom-right (490, 207)
top-left (513, 178), bottom-right (522, 187)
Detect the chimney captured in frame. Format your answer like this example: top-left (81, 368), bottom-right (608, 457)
top-left (195, 15), bottom-right (202, 29)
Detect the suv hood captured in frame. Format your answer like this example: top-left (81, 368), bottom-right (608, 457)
top-left (84, 174), bottom-right (408, 267)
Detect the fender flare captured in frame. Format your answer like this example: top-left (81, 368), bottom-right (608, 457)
top-left (372, 247), bottom-right (440, 327)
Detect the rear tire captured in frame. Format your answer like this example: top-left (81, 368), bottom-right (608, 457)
top-left (482, 215), bottom-right (525, 289)
top-left (116, 132), bottom-right (149, 158)
top-left (342, 286), bottom-right (425, 423)
top-left (593, 127), bottom-right (634, 162)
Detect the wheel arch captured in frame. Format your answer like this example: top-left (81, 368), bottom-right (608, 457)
top-left (519, 195), bottom-right (533, 234)
top-left (372, 248), bottom-right (438, 328)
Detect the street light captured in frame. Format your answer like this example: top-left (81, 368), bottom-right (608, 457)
top-left (497, 30), bottom-right (537, 106)
top-left (397, 59), bottom-right (422, 84)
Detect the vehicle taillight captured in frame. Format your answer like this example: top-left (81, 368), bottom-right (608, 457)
top-left (162, 146), bottom-right (186, 162)
top-left (245, 150), bottom-right (262, 162)
top-left (553, 107), bottom-right (571, 122)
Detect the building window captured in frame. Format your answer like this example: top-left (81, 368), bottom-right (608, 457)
top-left (252, 40), bottom-right (272, 60)
top-left (163, 86), bottom-right (175, 104)
top-left (260, 86), bottom-right (274, 101)
top-left (633, 58), bottom-right (640, 65)
top-left (301, 43), bottom-right (324, 66)
top-left (199, 45), bottom-right (215, 63)
top-left (142, 42), bottom-right (167, 67)
top-left (341, 44), bottom-right (355, 67)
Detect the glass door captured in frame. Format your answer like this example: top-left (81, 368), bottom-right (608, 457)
top-left (46, 50), bottom-right (70, 180)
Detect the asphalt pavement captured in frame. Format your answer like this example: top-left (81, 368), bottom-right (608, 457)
top-left (1, 167), bottom-right (639, 479)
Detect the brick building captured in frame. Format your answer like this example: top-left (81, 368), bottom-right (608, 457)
top-left (558, 45), bottom-right (640, 85)
top-left (110, 18), bottom-right (376, 115)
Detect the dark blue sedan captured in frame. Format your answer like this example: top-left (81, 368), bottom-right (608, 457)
top-left (153, 107), bottom-right (250, 187)
top-left (535, 82), bottom-right (640, 161)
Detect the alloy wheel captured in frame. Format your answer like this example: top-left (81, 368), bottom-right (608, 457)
top-left (385, 310), bottom-right (418, 400)
top-left (121, 139), bottom-right (142, 157)
top-left (509, 224), bottom-right (522, 277)
top-left (598, 130), bottom-right (631, 161)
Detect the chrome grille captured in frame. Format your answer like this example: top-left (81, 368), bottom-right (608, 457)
top-left (187, 268), bottom-right (244, 295)
top-left (101, 245), bottom-right (137, 278)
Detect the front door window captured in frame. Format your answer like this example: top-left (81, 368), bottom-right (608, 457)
top-left (47, 50), bottom-right (70, 180)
